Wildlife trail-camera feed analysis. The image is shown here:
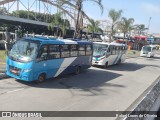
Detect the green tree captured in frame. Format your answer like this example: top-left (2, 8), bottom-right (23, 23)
top-left (87, 19), bottom-right (103, 40)
top-left (48, 12), bottom-right (70, 38)
top-left (11, 10), bottom-right (54, 23)
top-left (118, 17), bottom-right (134, 44)
top-left (0, 7), bottom-right (8, 14)
top-left (136, 24), bottom-right (148, 35)
top-left (58, 0), bottom-right (103, 39)
top-left (108, 9), bottom-right (123, 42)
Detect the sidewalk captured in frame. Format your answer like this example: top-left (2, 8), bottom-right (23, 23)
top-left (0, 63), bottom-right (6, 72)
top-left (126, 50), bottom-right (140, 58)
top-left (0, 63), bottom-right (7, 80)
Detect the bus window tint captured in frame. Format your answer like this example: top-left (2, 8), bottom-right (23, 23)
top-left (107, 45), bottom-right (112, 54)
top-left (79, 45), bottom-right (86, 56)
top-left (119, 46), bottom-right (122, 53)
top-left (116, 46), bottom-right (120, 54)
top-left (152, 47), bottom-right (156, 51)
top-left (61, 45), bottom-right (70, 58)
top-left (86, 45), bottom-right (92, 55)
top-left (48, 45), bottom-right (60, 59)
top-left (37, 45), bottom-right (48, 60)
top-left (122, 46), bottom-right (125, 53)
top-left (107, 47), bottom-right (111, 53)
top-left (70, 45), bottom-right (78, 57)
top-left (112, 46), bottom-right (116, 55)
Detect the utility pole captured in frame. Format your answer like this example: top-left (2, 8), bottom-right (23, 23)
top-left (147, 17), bottom-right (152, 35)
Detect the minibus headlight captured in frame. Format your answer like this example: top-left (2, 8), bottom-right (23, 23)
top-left (23, 69), bottom-right (32, 72)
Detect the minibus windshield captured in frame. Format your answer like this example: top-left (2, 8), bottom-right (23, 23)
top-left (142, 46), bottom-right (152, 52)
top-left (93, 43), bottom-right (108, 57)
top-left (9, 39), bottom-right (40, 62)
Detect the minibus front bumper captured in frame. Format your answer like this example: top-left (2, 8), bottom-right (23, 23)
top-left (6, 65), bottom-right (34, 81)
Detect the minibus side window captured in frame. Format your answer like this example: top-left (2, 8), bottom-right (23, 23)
top-left (48, 45), bottom-right (60, 59)
top-left (86, 45), bottom-right (92, 56)
top-left (37, 45), bottom-right (48, 61)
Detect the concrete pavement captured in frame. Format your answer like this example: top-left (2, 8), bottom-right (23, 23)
top-left (0, 63), bottom-right (7, 80)
top-left (0, 55), bottom-right (160, 120)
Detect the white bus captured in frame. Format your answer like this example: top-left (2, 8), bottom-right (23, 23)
top-left (92, 42), bottom-right (128, 68)
top-left (140, 45), bottom-right (157, 57)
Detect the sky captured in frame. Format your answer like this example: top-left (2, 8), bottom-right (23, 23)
top-left (1, 0), bottom-right (160, 33)
top-left (83, 0), bottom-right (160, 33)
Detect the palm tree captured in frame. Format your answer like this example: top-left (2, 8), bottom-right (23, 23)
top-left (137, 24), bottom-right (148, 35)
top-left (43, 0), bottom-right (103, 39)
top-left (58, 0), bottom-right (103, 39)
top-left (118, 17), bottom-right (134, 44)
top-left (0, 7), bottom-right (8, 15)
top-left (48, 12), bottom-right (70, 38)
top-left (108, 9), bottom-right (123, 42)
top-left (87, 19), bottom-right (103, 41)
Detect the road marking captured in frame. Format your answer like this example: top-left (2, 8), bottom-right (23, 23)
top-left (6, 88), bottom-right (25, 93)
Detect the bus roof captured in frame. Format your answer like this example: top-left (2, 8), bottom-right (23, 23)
top-left (93, 42), bottom-right (127, 46)
top-left (24, 37), bottom-right (92, 45)
top-left (143, 45), bottom-right (157, 48)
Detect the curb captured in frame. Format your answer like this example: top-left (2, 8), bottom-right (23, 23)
top-left (125, 76), bottom-right (160, 120)
top-left (0, 63), bottom-right (6, 65)
top-left (126, 56), bottom-right (140, 59)
top-left (0, 70), bottom-right (6, 73)
top-left (0, 73), bottom-right (9, 80)
top-left (126, 56), bottom-right (139, 59)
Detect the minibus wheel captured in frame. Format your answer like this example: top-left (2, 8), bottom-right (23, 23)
top-left (75, 66), bottom-right (81, 75)
top-left (104, 62), bottom-right (108, 68)
top-left (37, 73), bottom-right (45, 83)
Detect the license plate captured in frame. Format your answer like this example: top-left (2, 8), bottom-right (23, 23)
top-left (11, 70), bottom-right (17, 73)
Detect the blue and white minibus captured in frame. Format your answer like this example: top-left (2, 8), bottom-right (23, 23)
top-left (6, 37), bottom-right (92, 82)
top-left (92, 42), bottom-right (127, 68)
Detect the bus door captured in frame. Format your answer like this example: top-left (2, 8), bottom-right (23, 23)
top-left (47, 44), bottom-right (64, 78)
top-left (34, 45), bottom-right (48, 80)
top-left (107, 45), bottom-right (117, 65)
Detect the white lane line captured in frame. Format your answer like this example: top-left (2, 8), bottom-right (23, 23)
top-left (6, 88), bottom-right (25, 93)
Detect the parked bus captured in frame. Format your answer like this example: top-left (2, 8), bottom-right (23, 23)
top-left (6, 37), bottom-right (92, 82)
top-left (0, 32), bottom-right (4, 49)
top-left (92, 42), bottom-right (127, 68)
top-left (0, 31), bottom-right (15, 50)
top-left (140, 45), bottom-right (157, 57)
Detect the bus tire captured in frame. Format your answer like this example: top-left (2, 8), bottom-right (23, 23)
top-left (37, 73), bottom-right (46, 83)
top-left (104, 62), bottom-right (108, 68)
top-left (75, 66), bottom-right (81, 75)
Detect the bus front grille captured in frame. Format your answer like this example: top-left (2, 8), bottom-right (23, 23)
top-left (9, 65), bottom-right (21, 76)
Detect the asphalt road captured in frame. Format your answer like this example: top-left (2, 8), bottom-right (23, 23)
top-left (0, 55), bottom-right (160, 120)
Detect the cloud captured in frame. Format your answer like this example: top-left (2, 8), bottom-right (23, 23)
top-left (141, 2), bottom-right (160, 15)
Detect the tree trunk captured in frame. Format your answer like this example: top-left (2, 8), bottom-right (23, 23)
top-left (56, 27), bottom-right (59, 38)
top-left (73, 1), bottom-right (82, 39)
top-left (109, 25), bottom-right (114, 43)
